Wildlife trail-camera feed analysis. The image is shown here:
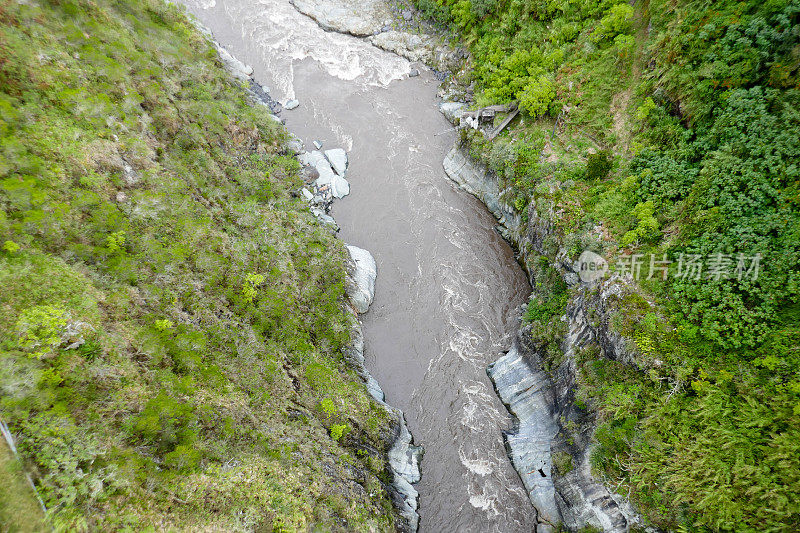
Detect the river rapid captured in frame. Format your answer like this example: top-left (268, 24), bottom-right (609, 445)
top-left (177, 1), bottom-right (535, 530)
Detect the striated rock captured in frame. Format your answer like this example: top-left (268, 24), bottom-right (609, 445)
top-left (443, 145), bottom-right (524, 244)
top-left (345, 245), bottom-right (376, 313)
top-left (488, 344), bottom-right (560, 526)
top-left (447, 142), bottom-right (646, 532)
top-left (325, 148), bottom-right (348, 175)
top-left (289, 0), bottom-right (389, 37)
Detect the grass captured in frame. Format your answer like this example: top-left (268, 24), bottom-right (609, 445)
top-left (0, 437), bottom-right (47, 532)
top-left (0, 0), bottom-right (399, 530)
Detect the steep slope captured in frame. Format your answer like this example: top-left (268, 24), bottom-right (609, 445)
top-left (0, 0), bottom-right (405, 530)
top-left (424, 0), bottom-right (800, 530)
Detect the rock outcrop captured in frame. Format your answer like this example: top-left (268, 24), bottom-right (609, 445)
top-left (443, 133), bottom-right (646, 531)
top-left (345, 245), bottom-right (377, 314)
top-left (289, 0), bottom-right (455, 70)
top-left (344, 246), bottom-right (422, 532)
top-left (290, 0), bottom-right (390, 37)
top-left (443, 146), bottom-right (525, 246)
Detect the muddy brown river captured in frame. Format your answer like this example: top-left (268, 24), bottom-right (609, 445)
top-left (178, 1), bottom-right (534, 530)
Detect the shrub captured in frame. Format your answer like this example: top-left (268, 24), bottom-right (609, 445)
top-left (330, 423), bottom-right (349, 442)
top-left (586, 150), bottom-right (613, 181)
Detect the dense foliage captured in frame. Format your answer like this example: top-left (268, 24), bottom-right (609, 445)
top-left (421, 0), bottom-right (800, 530)
top-left (0, 0), bottom-right (398, 530)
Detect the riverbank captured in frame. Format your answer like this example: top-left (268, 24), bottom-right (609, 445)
top-left (197, 23), bottom-right (425, 530)
top-left (0, 1), bottom-right (410, 529)
top-left (441, 137), bottom-right (644, 532)
top-left (423, 0), bottom-right (800, 530)
top-left (178, 0), bottom-right (542, 530)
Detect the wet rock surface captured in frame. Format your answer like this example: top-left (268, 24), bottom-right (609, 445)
top-left (443, 124), bottom-right (648, 531)
top-left (344, 247), bottom-right (422, 532)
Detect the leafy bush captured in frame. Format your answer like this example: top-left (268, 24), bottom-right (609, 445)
top-left (589, 4), bottom-right (634, 43)
top-left (585, 150), bottom-right (613, 181)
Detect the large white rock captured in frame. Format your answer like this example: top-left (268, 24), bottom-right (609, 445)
top-left (300, 150), bottom-right (327, 168)
top-left (314, 158), bottom-right (336, 184)
top-left (289, 0), bottom-right (390, 36)
top-left (345, 245), bottom-right (376, 313)
top-left (330, 174), bottom-right (350, 198)
top-left (216, 46), bottom-right (253, 80)
top-left (324, 148), bottom-right (348, 176)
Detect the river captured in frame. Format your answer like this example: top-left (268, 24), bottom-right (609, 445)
top-left (177, 1), bottom-right (534, 530)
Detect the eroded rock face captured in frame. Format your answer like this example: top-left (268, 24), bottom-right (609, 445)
top-left (289, 0), bottom-right (389, 37)
top-left (343, 248), bottom-right (421, 532)
top-left (443, 146), bottom-right (525, 245)
top-left (488, 344), bottom-right (560, 525)
top-left (443, 136), bottom-right (646, 532)
top-left (368, 30), bottom-right (437, 64)
top-left (345, 245), bottom-right (377, 314)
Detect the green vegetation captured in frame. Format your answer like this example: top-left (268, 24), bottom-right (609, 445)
top-left (0, 438), bottom-right (47, 532)
top-left (0, 0), bottom-right (398, 530)
top-left (420, 0), bottom-right (800, 530)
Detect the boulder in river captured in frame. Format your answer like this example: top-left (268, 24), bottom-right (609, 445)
top-left (330, 174), bottom-right (350, 198)
top-left (314, 156), bottom-right (336, 183)
top-left (324, 148), bottom-right (348, 175)
top-left (345, 245), bottom-right (376, 313)
top-left (284, 99), bottom-right (300, 110)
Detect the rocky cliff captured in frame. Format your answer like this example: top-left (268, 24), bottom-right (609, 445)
top-left (443, 141), bottom-right (647, 532)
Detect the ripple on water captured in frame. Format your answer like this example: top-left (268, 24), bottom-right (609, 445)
top-left (176, 1), bottom-right (536, 530)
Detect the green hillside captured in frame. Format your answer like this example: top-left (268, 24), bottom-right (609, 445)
top-left (418, 0), bottom-right (800, 530)
top-left (0, 0), bottom-right (398, 530)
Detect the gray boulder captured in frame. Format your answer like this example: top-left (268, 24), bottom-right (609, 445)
top-left (324, 148), bottom-right (348, 175)
top-left (345, 245), bottom-right (376, 313)
top-left (286, 134), bottom-right (304, 153)
top-left (217, 46), bottom-right (253, 80)
top-left (439, 102), bottom-right (467, 125)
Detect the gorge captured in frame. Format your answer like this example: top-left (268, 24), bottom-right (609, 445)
top-left (2, 0), bottom-right (798, 531)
